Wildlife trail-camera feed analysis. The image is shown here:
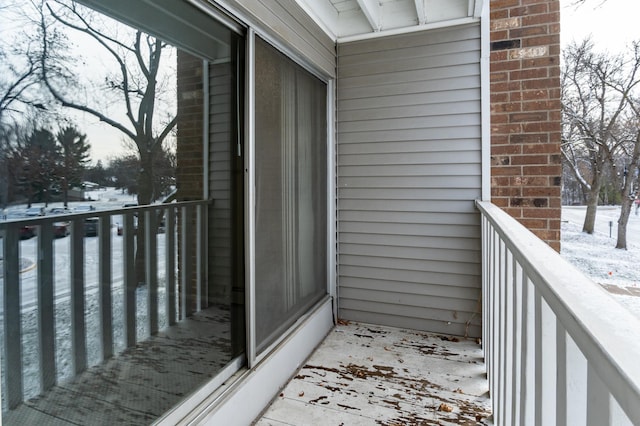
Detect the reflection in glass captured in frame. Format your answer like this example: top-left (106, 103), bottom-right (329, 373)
top-left (254, 37), bottom-right (327, 353)
top-left (0, 1), bottom-right (244, 424)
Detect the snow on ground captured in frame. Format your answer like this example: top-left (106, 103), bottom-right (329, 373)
top-left (2, 187), bottom-right (138, 219)
top-left (561, 206), bottom-right (640, 319)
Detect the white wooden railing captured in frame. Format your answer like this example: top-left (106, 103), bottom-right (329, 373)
top-left (0, 200), bottom-right (208, 410)
top-left (477, 201), bottom-right (640, 426)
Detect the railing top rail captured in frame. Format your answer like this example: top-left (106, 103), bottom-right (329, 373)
top-left (476, 200), bottom-right (640, 420)
top-left (0, 199), bottom-right (210, 228)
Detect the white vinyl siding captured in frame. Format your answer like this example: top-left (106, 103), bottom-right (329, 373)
top-left (209, 61), bottom-right (233, 303)
top-left (336, 23), bottom-right (482, 337)
top-left (222, 0), bottom-right (336, 77)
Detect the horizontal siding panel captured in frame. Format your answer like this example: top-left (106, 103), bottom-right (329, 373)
top-left (339, 38), bottom-right (480, 70)
top-left (339, 299), bottom-right (479, 324)
top-left (339, 141), bottom-right (479, 155)
top-left (339, 243), bottom-right (479, 263)
top-left (338, 24), bottom-right (480, 56)
top-left (338, 175), bottom-right (480, 189)
top-left (339, 199), bottom-right (477, 214)
top-left (337, 222), bottom-right (481, 238)
top-left (338, 113), bottom-right (480, 133)
top-left (339, 255), bottom-right (480, 276)
top-left (339, 88), bottom-right (480, 111)
top-left (339, 75), bottom-right (481, 100)
top-left (338, 211), bottom-right (479, 225)
top-left (339, 233), bottom-right (479, 251)
top-left (338, 299), bottom-right (480, 333)
top-left (341, 277), bottom-right (480, 300)
top-left (338, 309), bottom-right (482, 337)
top-left (338, 188), bottom-right (480, 201)
top-left (340, 265), bottom-right (479, 288)
top-left (338, 163), bottom-right (481, 177)
top-left (339, 101), bottom-right (480, 122)
top-left (338, 150), bottom-right (481, 166)
top-left (340, 51), bottom-right (480, 81)
top-left (339, 126), bottom-right (481, 143)
top-left (340, 287), bottom-right (478, 312)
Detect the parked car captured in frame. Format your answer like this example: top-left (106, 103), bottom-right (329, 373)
top-left (49, 207), bottom-right (72, 215)
top-left (53, 221), bottom-right (70, 238)
top-left (25, 206), bottom-right (45, 216)
top-left (84, 218), bottom-right (99, 237)
top-left (19, 225), bottom-right (36, 240)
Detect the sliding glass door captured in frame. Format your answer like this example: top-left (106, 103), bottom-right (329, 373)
top-left (254, 37), bottom-right (328, 353)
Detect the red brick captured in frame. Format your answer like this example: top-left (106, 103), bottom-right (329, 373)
top-left (510, 155), bottom-right (549, 165)
top-left (510, 68), bottom-right (549, 80)
top-left (492, 144), bottom-right (523, 155)
top-left (511, 176), bottom-right (548, 186)
top-left (492, 166), bottom-right (523, 176)
top-left (511, 4), bottom-right (548, 17)
top-left (510, 25), bottom-right (548, 38)
top-left (510, 112), bottom-right (548, 122)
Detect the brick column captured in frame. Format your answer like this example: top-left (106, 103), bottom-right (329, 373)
top-left (176, 50), bottom-right (204, 200)
top-left (176, 50), bottom-right (204, 314)
top-left (489, 0), bottom-right (562, 251)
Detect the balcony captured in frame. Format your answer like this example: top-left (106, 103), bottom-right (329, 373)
top-left (2, 201), bottom-right (640, 425)
top-left (258, 202), bottom-right (640, 425)
top-left (0, 200), bottom-right (232, 424)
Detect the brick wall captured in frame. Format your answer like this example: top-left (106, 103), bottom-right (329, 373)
top-left (176, 50), bottom-right (204, 314)
top-left (489, 0), bottom-right (562, 251)
top-left (176, 50), bottom-right (204, 201)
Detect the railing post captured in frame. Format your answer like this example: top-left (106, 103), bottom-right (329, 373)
top-left (503, 253), bottom-right (514, 425)
top-left (37, 223), bottom-right (56, 392)
top-left (497, 239), bottom-right (506, 425)
top-left (511, 263), bottom-right (524, 425)
top-left (123, 213), bottom-right (136, 347)
top-left (521, 277), bottom-right (535, 425)
top-left (145, 210), bottom-right (158, 335)
top-left (70, 218), bottom-right (87, 375)
top-left (166, 207), bottom-right (177, 325)
top-left (181, 205), bottom-right (195, 318)
top-left (99, 216), bottom-right (113, 359)
top-left (539, 298), bottom-right (557, 424)
top-left (556, 323), bottom-right (567, 426)
top-left (587, 364), bottom-right (610, 425)
top-left (197, 203), bottom-right (207, 310)
top-left (3, 226), bottom-right (23, 408)
top-left (565, 335), bottom-right (587, 424)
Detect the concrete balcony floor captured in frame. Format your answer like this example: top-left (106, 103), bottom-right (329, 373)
top-left (256, 322), bottom-right (492, 425)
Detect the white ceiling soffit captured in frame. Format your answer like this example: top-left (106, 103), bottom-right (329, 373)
top-left (295, 0), bottom-right (484, 42)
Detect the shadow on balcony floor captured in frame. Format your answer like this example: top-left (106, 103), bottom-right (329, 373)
top-left (3, 306), bottom-right (233, 425)
top-left (256, 321), bottom-right (492, 425)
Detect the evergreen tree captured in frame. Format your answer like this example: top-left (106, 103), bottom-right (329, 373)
top-left (56, 125), bottom-right (90, 206)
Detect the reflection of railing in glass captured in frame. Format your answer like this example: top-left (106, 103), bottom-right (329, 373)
top-left (0, 200), bottom-right (233, 423)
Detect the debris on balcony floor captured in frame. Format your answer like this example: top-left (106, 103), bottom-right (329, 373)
top-left (2, 306), bottom-right (233, 425)
top-left (256, 321), bottom-right (492, 425)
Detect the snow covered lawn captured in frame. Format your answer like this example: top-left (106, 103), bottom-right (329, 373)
top-left (561, 206), bottom-right (640, 319)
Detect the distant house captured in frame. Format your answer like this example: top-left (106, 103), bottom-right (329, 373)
top-left (1, 0), bottom-right (565, 424)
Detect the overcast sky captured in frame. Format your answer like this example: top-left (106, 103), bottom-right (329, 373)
top-left (561, 0), bottom-right (639, 52)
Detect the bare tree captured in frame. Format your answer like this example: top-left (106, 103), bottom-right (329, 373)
top-left (38, 1), bottom-right (176, 205)
top-left (37, 0), bottom-right (177, 284)
top-left (561, 40), bottom-right (639, 234)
